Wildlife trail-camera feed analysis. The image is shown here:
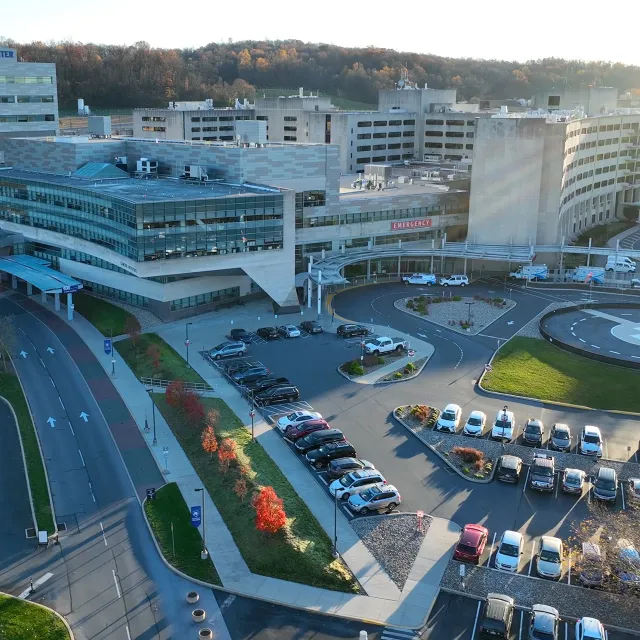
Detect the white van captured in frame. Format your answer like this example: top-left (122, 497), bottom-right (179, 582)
top-left (605, 255), bottom-right (636, 273)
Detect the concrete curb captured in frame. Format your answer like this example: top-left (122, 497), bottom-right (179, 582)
top-left (0, 590), bottom-right (75, 639)
top-left (393, 407), bottom-right (496, 484)
top-left (393, 297), bottom-right (516, 336)
top-left (336, 354), bottom-right (430, 385)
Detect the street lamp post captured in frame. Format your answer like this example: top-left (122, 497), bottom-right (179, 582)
top-left (465, 301), bottom-right (474, 324)
top-left (194, 488), bottom-right (208, 560)
top-left (250, 407), bottom-right (256, 442)
top-left (333, 489), bottom-right (339, 557)
top-left (360, 340), bottom-right (365, 364)
top-left (147, 388), bottom-right (157, 446)
top-left (110, 327), bottom-right (115, 377)
top-left (185, 322), bottom-right (193, 368)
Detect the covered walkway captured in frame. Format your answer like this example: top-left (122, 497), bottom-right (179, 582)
top-left (0, 255), bottom-right (83, 320)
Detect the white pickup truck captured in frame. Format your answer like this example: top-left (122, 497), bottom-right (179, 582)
top-left (364, 336), bottom-right (408, 355)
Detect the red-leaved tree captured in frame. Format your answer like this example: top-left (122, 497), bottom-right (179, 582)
top-left (205, 408), bottom-right (220, 430)
top-left (165, 380), bottom-right (186, 408)
top-left (234, 477), bottom-right (248, 502)
top-left (201, 425), bottom-right (218, 458)
top-left (147, 343), bottom-right (161, 372)
top-left (217, 438), bottom-right (237, 474)
top-left (253, 486), bottom-right (286, 534)
top-left (183, 390), bottom-right (205, 423)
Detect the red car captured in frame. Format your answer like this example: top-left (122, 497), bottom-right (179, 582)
top-left (453, 524), bottom-right (489, 564)
top-left (285, 419), bottom-right (330, 442)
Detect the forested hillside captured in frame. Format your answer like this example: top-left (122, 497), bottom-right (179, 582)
top-left (4, 38), bottom-right (640, 109)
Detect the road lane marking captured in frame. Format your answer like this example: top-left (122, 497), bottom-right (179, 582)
top-left (112, 569), bottom-right (121, 598)
top-left (579, 338), bottom-right (586, 343)
top-left (50, 379), bottom-right (55, 386)
top-left (18, 572), bottom-right (53, 599)
top-left (571, 331), bottom-right (576, 337)
top-left (571, 322), bottom-right (577, 327)
top-left (528, 544), bottom-right (536, 576)
top-left (590, 344), bottom-right (600, 349)
top-left (609, 351), bottom-right (621, 355)
top-left (519, 610), bottom-right (524, 639)
top-left (471, 600), bottom-right (482, 639)
top-left (69, 422), bottom-right (75, 436)
top-left (580, 318), bottom-right (586, 321)
top-left (78, 450), bottom-right (85, 467)
top-left (100, 522), bottom-right (108, 546)
top-left (490, 531), bottom-right (497, 565)
top-left (58, 396), bottom-right (64, 408)
top-left (523, 467), bottom-right (530, 493)
top-left (126, 626), bottom-right (131, 640)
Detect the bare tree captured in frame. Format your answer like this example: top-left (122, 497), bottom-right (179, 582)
top-left (0, 314), bottom-right (18, 371)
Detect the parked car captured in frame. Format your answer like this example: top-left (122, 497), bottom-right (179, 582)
top-left (277, 324), bottom-right (301, 338)
top-left (229, 328), bottom-right (251, 343)
top-left (364, 336), bottom-right (407, 355)
top-left (478, 594), bottom-right (514, 639)
top-left (337, 324), bottom-right (371, 338)
top-left (549, 423), bottom-right (572, 451)
top-left (347, 483), bottom-right (401, 515)
top-left (529, 453), bottom-right (555, 492)
top-left (627, 478), bottom-right (640, 508)
top-left (329, 469), bottom-right (386, 499)
top-left (256, 326), bottom-right (279, 340)
top-left (436, 403), bottom-right (462, 433)
top-left (223, 360), bottom-right (253, 374)
top-left (577, 542), bottom-right (606, 587)
top-left (439, 274), bottom-right (469, 287)
top-left (402, 273), bottom-right (437, 285)
top-left (495, 530), bottom-right (524, 572)
top-left (529, 605), bottom-right (559, 640)
top-left (232, 365), bottom-right (270, 385)
top-left (326, 457), bottom-right (375, 480)
top-left (209, 341), bottom-right (247, 360)
top-left (294, 429), bottom-right (345, 454)
top-left (580, 425), bottom-right (603, 457)
top-left (462, 410), bottom-right (486, 437)
top-left (277, 411), bottom-right (322, 432)
top-left (592, 466), bottom-right (618, 503)
top-left (536, 536), bottom-right (563, 580)
top-left (522, 418), bottom-right (544, 447)
top-left (253, 384), bottom-right (300, 406)
top-left (561, 468), bottom-right (586, 494)
top-left (575, 618), bottom-right (607, 640)
top-left (491, 407), bottom-right (515, 441)
top-left (453, 523), bottom-right (489, 564)
top-left (496, 455), bottom-right (523, 483)
top-left (306, 441), bottom-right (357, 469)
top-left (300, 320), bottom-right (323, 334)
top-left (615, 539), bottom-right (640, 588)
top-left (244, 376), bottom-right (289, 392)
top-left (285, 419), bottom-right (330, 442)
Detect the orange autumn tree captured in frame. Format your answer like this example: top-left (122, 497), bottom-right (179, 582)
top-left (253, 486), bottom-right (286, 534)
top-left (217, 437), bottom-right (237, 473)
top-left (201, 425), bottom-right (218, 458)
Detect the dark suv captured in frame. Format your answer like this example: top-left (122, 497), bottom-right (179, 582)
top-left (529, 453), bottom-right (555, 492)
top-left (245, 376), bottom-right (289, 392)
top-left (254, 384), bottom-right (299, 405)
top-left (232, 365), bottom-right (269, 385)
top-left (337, 324), bottom-right (370, 338)
top-left (294, 428), bottom-right (345, 454)
top-left (478, 593), bottom-right (514, 639)
top-left (522, 419), bottom-right (544, 447)
top-left (301, 320), bottom-right (323, 334)
top-left (229, 328), bottom-right (251, 343)
top-left (306, 441), bottom-right (357, 469)
top-left (256, 326), bottom-right (279, 340)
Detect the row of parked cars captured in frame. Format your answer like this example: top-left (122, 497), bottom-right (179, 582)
top-left (401, 272), bottom-right (470, 287)
top-left (435, 404), bottom-right (606, 456)
top-left (275, 411), bottom-right (401, 515)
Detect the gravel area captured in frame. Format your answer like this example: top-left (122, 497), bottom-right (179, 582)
top-left (515, 301), bottom-right (577, 339)
top-left (394, 405), bottom-right (640, 479)
top-left (350, 513), bottom-right (430, 590)
top-left (441, 560), bottom-right (640, 630)
top-left (394, 296), bottom-right (516, 335)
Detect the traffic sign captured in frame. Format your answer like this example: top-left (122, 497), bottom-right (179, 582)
top-left (104, 339), bottom-right (112, 355)
top-left (407, 349), bottom-right (415, 357)
top-left (249, 409), bottom-right (255, 418)
top-left (185, 339), bottom-right (190, 346)
top-left (190, 505), bottom-right (202, 527)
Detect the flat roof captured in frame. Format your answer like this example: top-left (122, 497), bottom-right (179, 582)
top-left (0, 169), bottom-right (281, 203)
top-left (339, 174), bottom-right (465, 198)
top-left (0, 255), bottom-right (82, 294)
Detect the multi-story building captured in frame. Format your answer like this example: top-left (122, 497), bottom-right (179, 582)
top-left (467, 110), bottom-right (640, 246)
top-left (532, 86), bottom-right (618, 117)
top-left (0, 47), bottom-right (59, 148)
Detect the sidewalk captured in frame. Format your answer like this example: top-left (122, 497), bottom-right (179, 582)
top-left (47, 296), bottom-right (456, 627)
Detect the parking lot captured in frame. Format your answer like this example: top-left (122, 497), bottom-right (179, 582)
top-left (424, 592), bottom-right (638, 639)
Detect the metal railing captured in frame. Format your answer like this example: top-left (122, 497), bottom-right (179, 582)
top-left (140, 377), bottom-right (213, 392)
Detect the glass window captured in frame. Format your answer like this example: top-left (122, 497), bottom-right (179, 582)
top-left (403, 119), bottom-right (415, 125)
top-left (358, 121), bottom-right (372, 127)
top-left (425, 119), bottom-right (444, 126)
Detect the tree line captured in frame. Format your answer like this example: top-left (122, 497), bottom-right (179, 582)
top-left (3, 38), bottom-right (640, 109)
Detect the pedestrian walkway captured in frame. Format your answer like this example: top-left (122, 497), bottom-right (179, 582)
top-left (46, 296), bottom-right (456, 627)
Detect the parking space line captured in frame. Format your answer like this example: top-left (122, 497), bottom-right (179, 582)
top-left (489, 531), bottom-right (496, 566)
top-left (528, 544), bottom-right (535, 576)
top-left (621, 485), bottom-right (626, 511)
top-left (318, 475), bottom-right (329, 486)
top-left (579, 338), bottom-right (586, 343)
top-left (471, 600), bottom-right (482, 639)
top-left (555, 472), bottom-right (559, 498)
top-left (567, 551), bottom-right (571, 585)
top-left (604, 440), bottom-right (608, 459)
top-left (523, 467), bottom-right (530, 493)
top-left (519, 610), bottom-right (524, 640)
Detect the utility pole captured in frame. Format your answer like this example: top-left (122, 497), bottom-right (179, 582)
top-left (194, 488), bottom-right (208, 560)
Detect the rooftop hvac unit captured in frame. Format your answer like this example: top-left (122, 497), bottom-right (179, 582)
top-left (115, 156), bottom-right (128, 171)
top-left (136, 158), bottom-right (158, 174)
top-left (183, 165), bottom-right (209, 181)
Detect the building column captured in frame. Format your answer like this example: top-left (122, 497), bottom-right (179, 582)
top-left (307, 257), bottom-right (313, 309)
top-left (316, 270), bottom-right (322, 318)
top-left (67, 293), bottom-right (74, 321)
top-left (463, 256), bottom-right (468, 276)
top-left (366, 260), bottom-right (371, 280)
top-left (11, 275), bottom-right (17, 289)
top-left (41, 290), bottom-right (47, 304)
top-left (54, 292), bottom-right (61, 311)
top-left (397, 255), bottom-right (401, 277)
top-left (26, 282), bottom-right (33, 295)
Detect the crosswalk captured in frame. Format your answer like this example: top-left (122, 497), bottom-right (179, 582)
top-left (380, 626), bottom-right (422, 640)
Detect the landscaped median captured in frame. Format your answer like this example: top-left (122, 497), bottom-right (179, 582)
top-left (152, 391), bottom-right (359, 593)
top-left (0, 371), bottom-right (55, 533)
top-left (0, 592), bottom-right (71, 640)
top-left (481, 336), bottom-right (640, 413)
top-left (72, 292), bottom-right (139, 337)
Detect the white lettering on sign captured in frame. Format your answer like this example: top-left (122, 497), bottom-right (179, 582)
top-left (120, 262), bottom-right (138, 275)
top-left (391, 218), bottom-right (432, 231)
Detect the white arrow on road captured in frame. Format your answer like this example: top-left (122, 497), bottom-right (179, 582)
top-left (47, 347), bottom-right (55, 354)
top-left (507, 321), bottom-right (514, 325)
top-left (79, 412), bottom-right (89, 422)
top-left (417, 333), bottom-right (428, 339)
top-left (47, 417), bottom-right (56, 428)
top-left (19, 351), bottom-right (27, 358)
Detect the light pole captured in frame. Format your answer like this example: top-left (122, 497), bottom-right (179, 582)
top-left (185, 322), bottom-right (193, 368)
top-left (250, 407), bottom-right (256, 442)
top-left (110, 327), bottom-right (115, 377)
top-left (465, 301), bottom-right (474, 324)
top-left (194, 488), bottom-right (208, 560)
top-left (360, 340), bottom-right (365, 364)
top-left (147, 388), bottom-right (157, 446)
top-left (333, 489), bottom-right (339, 557)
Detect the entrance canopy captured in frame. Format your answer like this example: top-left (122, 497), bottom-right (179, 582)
top-left (0, 255), bottom-right (83, 294)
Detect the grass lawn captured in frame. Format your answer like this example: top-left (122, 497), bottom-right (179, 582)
top-left (483, 337), bottom-right (640, 412)
top-left (153, 395), bottom-right (358, 593)
top-left (0, 373), bottom-right (54, 533)
top-left (144, 482), bottom-right (220, 584)
top-left (0, 594), bottom-right (70, 640)
top-left (115, 334), bottom-right (205, 385)
top-left (72, 293), bottom-right (138, 337)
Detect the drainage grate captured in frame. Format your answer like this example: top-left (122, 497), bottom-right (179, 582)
top-left (25, 527), bottom-right (36, 539)
top-left (56, 522), bottom-right (67, 532)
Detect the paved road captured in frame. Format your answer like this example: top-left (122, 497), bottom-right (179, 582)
top-left (0, 293), bottom-right (230, 640)
top-left (620, 228), bottom-right (640, 251)
top-left (0, 400), bottom-right (35, 574)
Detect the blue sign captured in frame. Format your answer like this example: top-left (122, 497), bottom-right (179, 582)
top-left (62, 284), bottom-right (81, 293)
top-left (104, 339), bottom-right (112, 355)
top-left (190, 505), bottom-right (202, 528)
top-left (0, 50), bottom-right (15, 59)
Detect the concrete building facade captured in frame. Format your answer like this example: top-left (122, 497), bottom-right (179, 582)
top-left (0, 47), bottom-right (59, 147)
top-left (532, 87), bottom-right (618, 117)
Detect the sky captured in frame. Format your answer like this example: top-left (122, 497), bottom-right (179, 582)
top-left (3, 0), bottom-right (640, 66)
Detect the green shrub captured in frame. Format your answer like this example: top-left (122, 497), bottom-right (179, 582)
top-left (404, 362), bottom-right (416, 373)
top-left (346, 360), bottom-right (365, 376)
top-left (452, 295), bottom-right (462, 302)
top-left (376, 356), bottom-right (385, 365)
top-left (406, 300), bottom-right (415, 309)
top-left (417, 295), bottom-right (425, 303)
top-left (394, 371), bottom-right (403, 379)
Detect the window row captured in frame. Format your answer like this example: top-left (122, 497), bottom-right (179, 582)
top-left (425, 119), bottom-right (476, 126)
top-left (0, 114), bottom-right (55, 123)
top-left (0, 95), bottom-right (55, 103)
top-left (358, 119), bottom-right (415, 127)
top-left (0, 76), bottom-right (53, 84)
top-left (424, 142), bottom-right (474, 150)
top-left (171, 287), bottom-right (241, 311)
top-left (141, 116), bottom-right (166, 122)
top-left (191, 115), bottom-right (237, 122)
